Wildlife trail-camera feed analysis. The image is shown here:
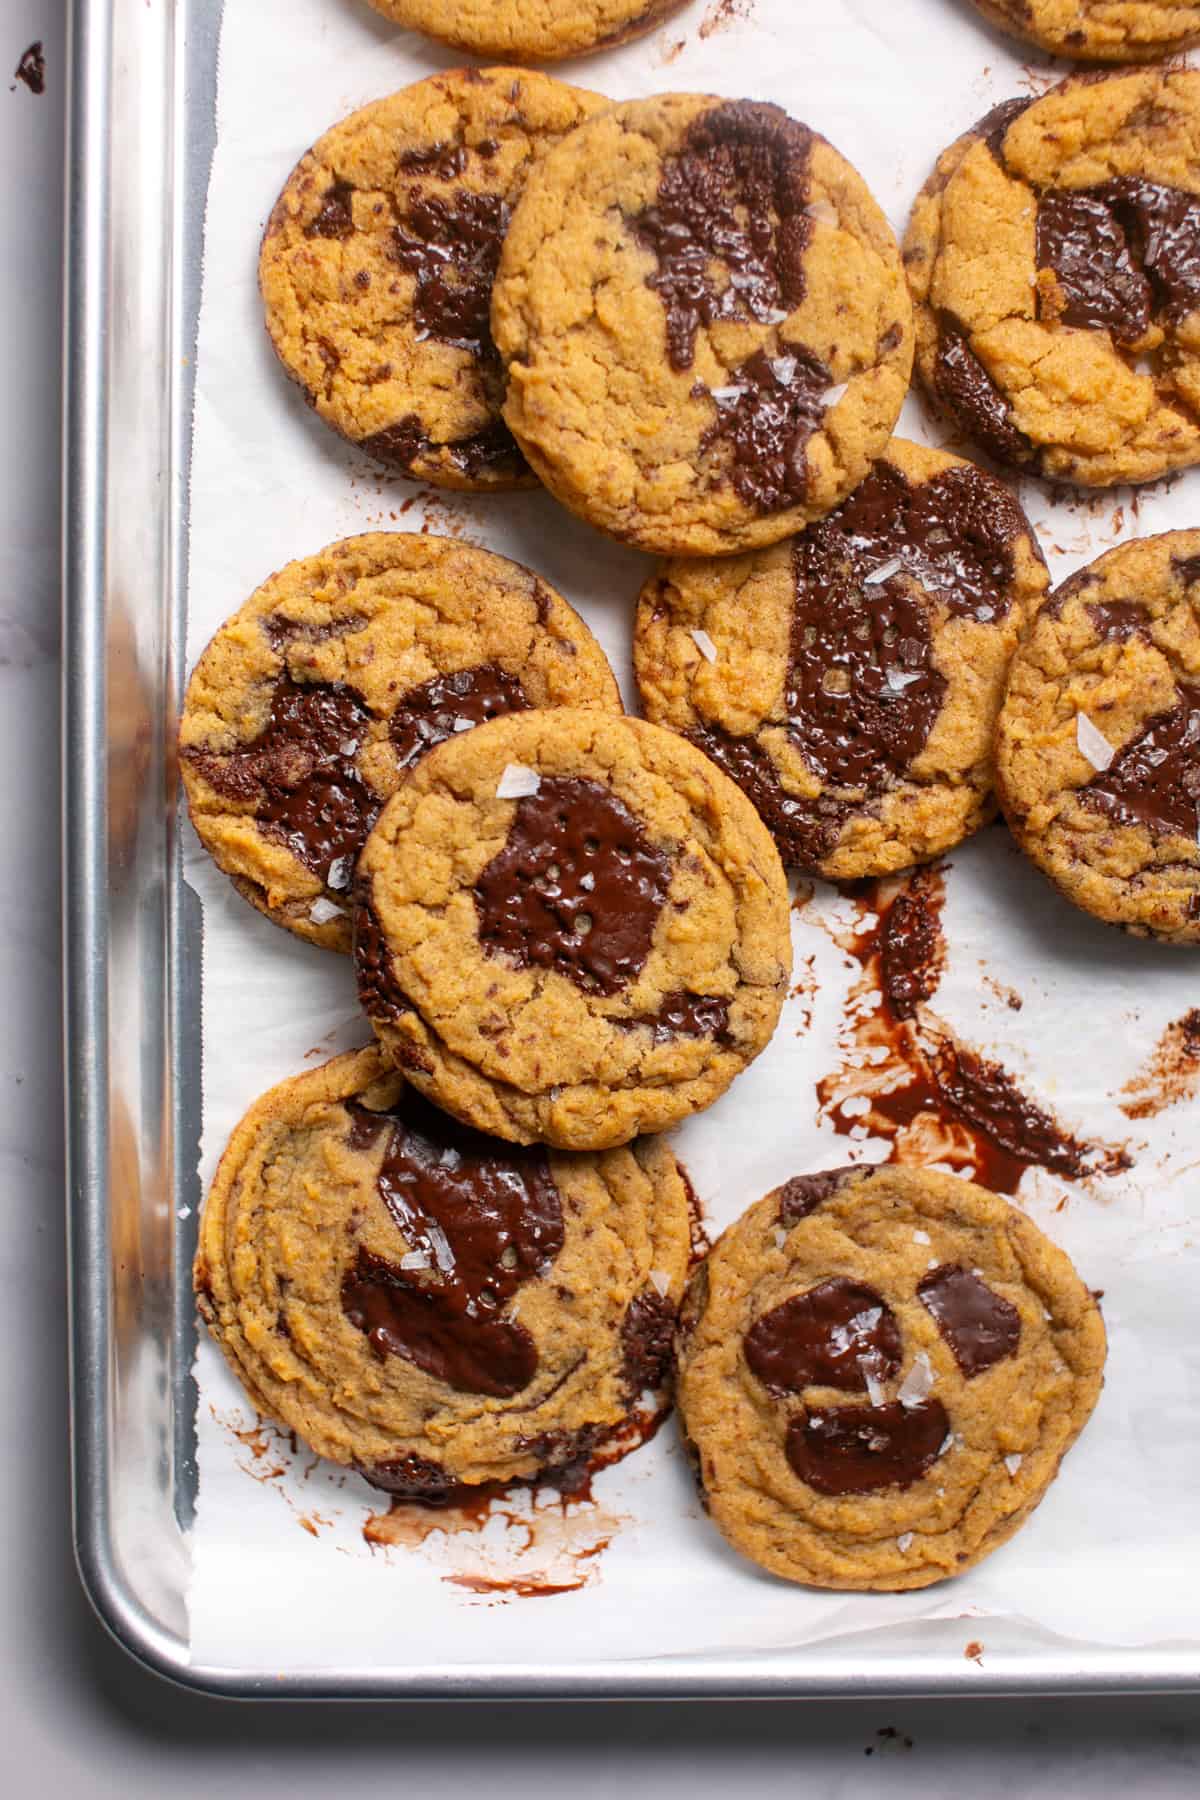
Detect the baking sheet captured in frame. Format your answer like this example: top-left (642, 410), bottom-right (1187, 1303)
top-left (185, 0), bottom-right (1200, 1675)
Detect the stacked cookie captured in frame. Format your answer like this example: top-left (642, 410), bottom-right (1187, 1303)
top-left (186, 37), bottom-right (1200, 1595)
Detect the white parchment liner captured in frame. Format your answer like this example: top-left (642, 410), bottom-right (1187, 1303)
top-left (186, 0), bottom-right (1200, 1671)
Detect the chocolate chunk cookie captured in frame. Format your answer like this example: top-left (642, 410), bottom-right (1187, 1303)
top-left (675, 1164), bottom-right (1105, 1591)
top-left (905, 72), bottom-right (1200, 487)
top-left (355, 709), bottom-right (792, 1148)
top-left (195, 1047), bottom-right (693, 1494)
top-left (361, 0), bottom-right (690, 61)
top-left (634, 438), bottom-right (1047, 879)
top-left (491, 95), bottom-right (913, 555)
top-left (259, 68), bottom-right (606, 489)
top-left (995, 530), bottom-right (1200, 943)
top-left (967, 0), bottom-right (1200, 63)
top-left (180, 532), bottom-right (620, 952)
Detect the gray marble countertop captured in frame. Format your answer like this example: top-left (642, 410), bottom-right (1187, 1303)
top-left (4, 0), bottom-right (1196, 1787)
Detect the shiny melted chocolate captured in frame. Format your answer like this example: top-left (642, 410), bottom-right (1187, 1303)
top-left (353, 895), bottom-right (412, 1028)
top-left (474, 776), bottom-right (671, 995)
top-left (745, 1280), bottom-right (902, 1395)
top-left (933, 315), bottom-right (1034, 468)
top-left (698, 345), bottom-right (832, 513)
top-left (880, 885), bottom-right (945, 1021)
top-left (635, 101), bottom-right (814, 373)
top-left (785, 1398), bottom-right (949, 1496)
top-left (185, 677), bottom-right (377, 881)
top-left (776, 1168), bottom-right (857, 1226)
top-left (619, 990), bottom-right (732, 1043)
top-left (340, 1091), bottom-right (563, 1397)
top-left (620, 1291), bottom-right (678, 1398)
top-left (359, 414), bottom-right (524, 479)
top-left (1037, 178), bottom-right (1200, 340)
top-left (391, 188), bottom-right (509, 354)
top-left (1087, 600), bottom-right (1147, 643)
top-left (306, 178), bottom-right (355, 240)
top-left (390, 665), bottom-right (529, 769)
top-left (1082, 682), bottom-right (1200, 838)
top-left (917, 1264), bottom-right (1020, 1378)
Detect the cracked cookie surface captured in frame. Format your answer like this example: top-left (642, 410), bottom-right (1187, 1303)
top-left (355, 708), bottom-right (792, 1148)
top-left (195, 1047), bottom-right (692, 1493)
top-left (675, 1164), bottom-right (1105, 1591)
top-left (905, 72), bottom-right (1200, 488)
top-left (361, 0), bottom-right (690, 60)
top-left (995, 529), bottom-right (1200, 942)
top-left (967, 0), bottom-right (1200, 62)
top-left (635, 437), bottom-right (1047, 880)
top-left (180, 532), bottom-right (620, 953)
top-left (259, 67), bottom-right (606, 489)
top-left (491, 93), bottom-right (913, 555)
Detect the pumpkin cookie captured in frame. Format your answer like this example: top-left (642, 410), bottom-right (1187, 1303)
top-left (635, 438), bottom-right (1047, 879)
top-left (259, 67), bottom-right (606, 489)
top-left (967, 0), bottom-right (1200, 63)
top-left (905, 72), bottom-right (1200, 487)
top-left (491, 94), bottom-right (913, 555)
top-left (995, 529), bottom-right (1200, 943)
top-left (361, 0), bottom-right (690, 61)
top-left (195, 1047), bottom-right (692, 1495)
top-left (354, 709), bottom-right (792, 1148)
top-left (675, 1164), bottom-right (1105, 1591)
top-left (180, 533), bottom-right (620, 952)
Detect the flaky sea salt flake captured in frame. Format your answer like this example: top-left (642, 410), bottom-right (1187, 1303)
top-left (865, 1371), bottom-right (886, 1406)
top-left (897, 1532), bottom-right (914, 1553)
top-left (496, 762), bottom-right (541, 800)
top-left (689, 628), bottom-right (719, 663)
top-left (648, 1268), bottom-right (671, 1298)
top-left (326, 856), bottom-right (351, 891)
top-left (865, 557), bottom-right (904, 585)
top-left (1005, 1453), bottom-right (1023, 1477)
top-left (913, 1229), bottom-right (931, 1245)
top-left (1076, 712), bottom-right (1115, 772)
top-left (805, 198), bottom-right (839, 225)
top-left (710, 385), bottom-right (747, 404)
top-left (885, 669), bottom-right (923, 693)
top-left (452, 716), bottom-right (474, 732)
top-left (309, 897), bottom-right (345, 925)
top-left (821, 382), bottom-right (849, 408)
top-left (897, 1351), bottom-right (935, 1408)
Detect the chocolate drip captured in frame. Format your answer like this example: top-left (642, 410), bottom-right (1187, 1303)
top-left (934, 315), bottom-right (1034, 467)
top-left (358, 413), bottom-right (525, 479)
top-left (390, 665), bottom-right (529, 769)
top-left (745, 1280), bottom-right (902, 1395)
top-left (777, 1167), bottom-right (856, 1226)
top-left (977, 96), bottom-right (1034, 161)
top-left (785, 1398), bottom-right (949, 1496)
top-left (635, 100), bottom-right (814, 372)
top-left (474, 776), bottom-right (671, 995)
top-left (353, 895), bottom-right (411, 1026)
top-left (918, 1264), bottom-right (1020, 1377)
top-left (697, 345), bottom-right (832, 513)
top-left (306, 179), bottom-right (356, 240)
top-left (926, 1033), bottom-right (1115, 1180)
top-left (880, 885), bottom-right (945, 1021)
top-left (1037, 178), bottom-right (1200, 338)
top-left (340, 1090), bottom-right (563, 1397)
top-left (184, 677), bottom-right (376, 881)
top-left (391, 189), bottom-right (509, 354)
top-left (1082, 683), bottom-right (1200, 838)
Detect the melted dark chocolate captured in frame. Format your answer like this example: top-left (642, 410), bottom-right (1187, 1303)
top-left (1082, 682), bottom-right (1200, 838)
top-left (918, 1264), bottom-right (1020, 1377)
top-left (619, 991), bottom-right (732, 1043)
top-left (13, 41), bottom-right (45, 95)
top-left (474, 776), bottom-right (671, 995)
top-left (185, 677), bottom-right (376, 881)
top-left (398, 143), bottom-right (469, 179)
top-left (687, 724), bottom-right (847, 868)
top-left (1037, 178), bottom-right (1200, 338)
top-left (307, 179), bottom-right (356, 240)
top-left (621, 1291), bottom-right (677, 1398)
top-left (978, 96), bottom-right (1033, 160)
top-left (391, 188), bottom-right (509, 353)
top-left (390, 665), bottom-right (529, 769)
top-left (785, 1398), bottom-right (949, 1496)
top-left (698, 345), bottom-right (832, 513)
top-left (353, 895), bottom-right (415, 1030)
top-left (880, 885), bottom-right (945, 1021)
top-left (777, 1168), bottom-right (856, 1226)
top-left (927, 1033), bottom-right (1112, 1181)
top-left (635, 100), bottom-right (814, 372)
top-left (934, 315), bottom-right (1034, 468)
top-left (1087, 600), bottom-right (1147, 643)
top-left (1174, 553), bottom-right (1200, 587)
top-left (340, 1089), bottom-right (563, 1397)
top-left (744, 1280), bottom-right (902, 1395)
top-left (359, 413), bottom-right (525, 479)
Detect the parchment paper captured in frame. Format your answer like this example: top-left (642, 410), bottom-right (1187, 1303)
top-left (186, 0), bottom-right (1200, 1673)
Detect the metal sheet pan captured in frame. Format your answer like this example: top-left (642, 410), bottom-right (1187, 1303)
top-left (63, 0), bottom-right (1200, 1696)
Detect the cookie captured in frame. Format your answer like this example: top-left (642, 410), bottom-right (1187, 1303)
top-left (195, 1047), bottom-right (693, 1495)
top-left (905, 73), bottom-right (1200, 488)
top-left (966, 0), bottom-right (1200, 64)
top-left (354, 708), bottom-right (792, 1148)
top-left (259, 67), bottom-right (606, 489)
top-left (635, 438), bottom-right (1047, 880)
top-left (180, 532), bottom-right (621, 953)
top-left (361, 0), bottom-right (689, 61)
top-left (995, 529), bottom-right (1200, 943)
top-left (675, 1164), bottom-right (1105, 1591)
top-left (491, 94), bottom-right (913, 555)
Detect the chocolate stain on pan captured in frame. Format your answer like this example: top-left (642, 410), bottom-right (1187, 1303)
top-left (12, 42), bottom-right (44, 95)
top-left (812, 869), bottom-right (1130, 1194)
top-left (1120, 1009), bottom-right (1200, 1119)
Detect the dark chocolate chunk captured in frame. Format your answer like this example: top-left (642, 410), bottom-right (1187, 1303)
top-left (390, 188), bottom-right (510, 354)
top-left (1082, 682), bottom-right (1200, 838)
top-left (620, 1290), bottom-right (678, 1398)
top-left (1036, 188), bottom-right (1153, 340)
top-left (513, 1426), bottom-right (604, 1493)
top-left (1174, 553), bottom-right (1200, 587)
top-left (474, 776), bottom-right (671, 996)
top-left (934, 315), bottom-right (1035, 468)
top-left (917, 1264), bottom-right (1020, 1377)
top-left (977, 96), bottom-right (1034, 161)
top-left (777, 1168), bottom-right (857, 1225)
top-left (785, 1398), bottom-right (949, 1496)
top-left (687, 723), bottom-right (847, 868)
top-left (635, 100), bottom-right (814, 372)
top-left (1087, 600), bottom-right (1147, 643)
top-left (398, 142), bottom-right (469, 179)
top-left (619, 990), bottom-right (732, 1043)
top-left (360, 1451), bottom-right (456, 1501)
top-left (390, 665), bottom-right (529, 769)
top-left (745, 1279), bottom-right (902, 1395)
top-left (307, 179), bottom-right (356, 241)
top-left (183, 677), bottom-right (377, 882)
top-left (354, 894), bottom-right (413, 1026)
top-left (698, 345), bottom-right (832, 514)
top-left (358, 413), bottom-right (525, 479)
top-left (340, 1089), bottom-right (563, 1397)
